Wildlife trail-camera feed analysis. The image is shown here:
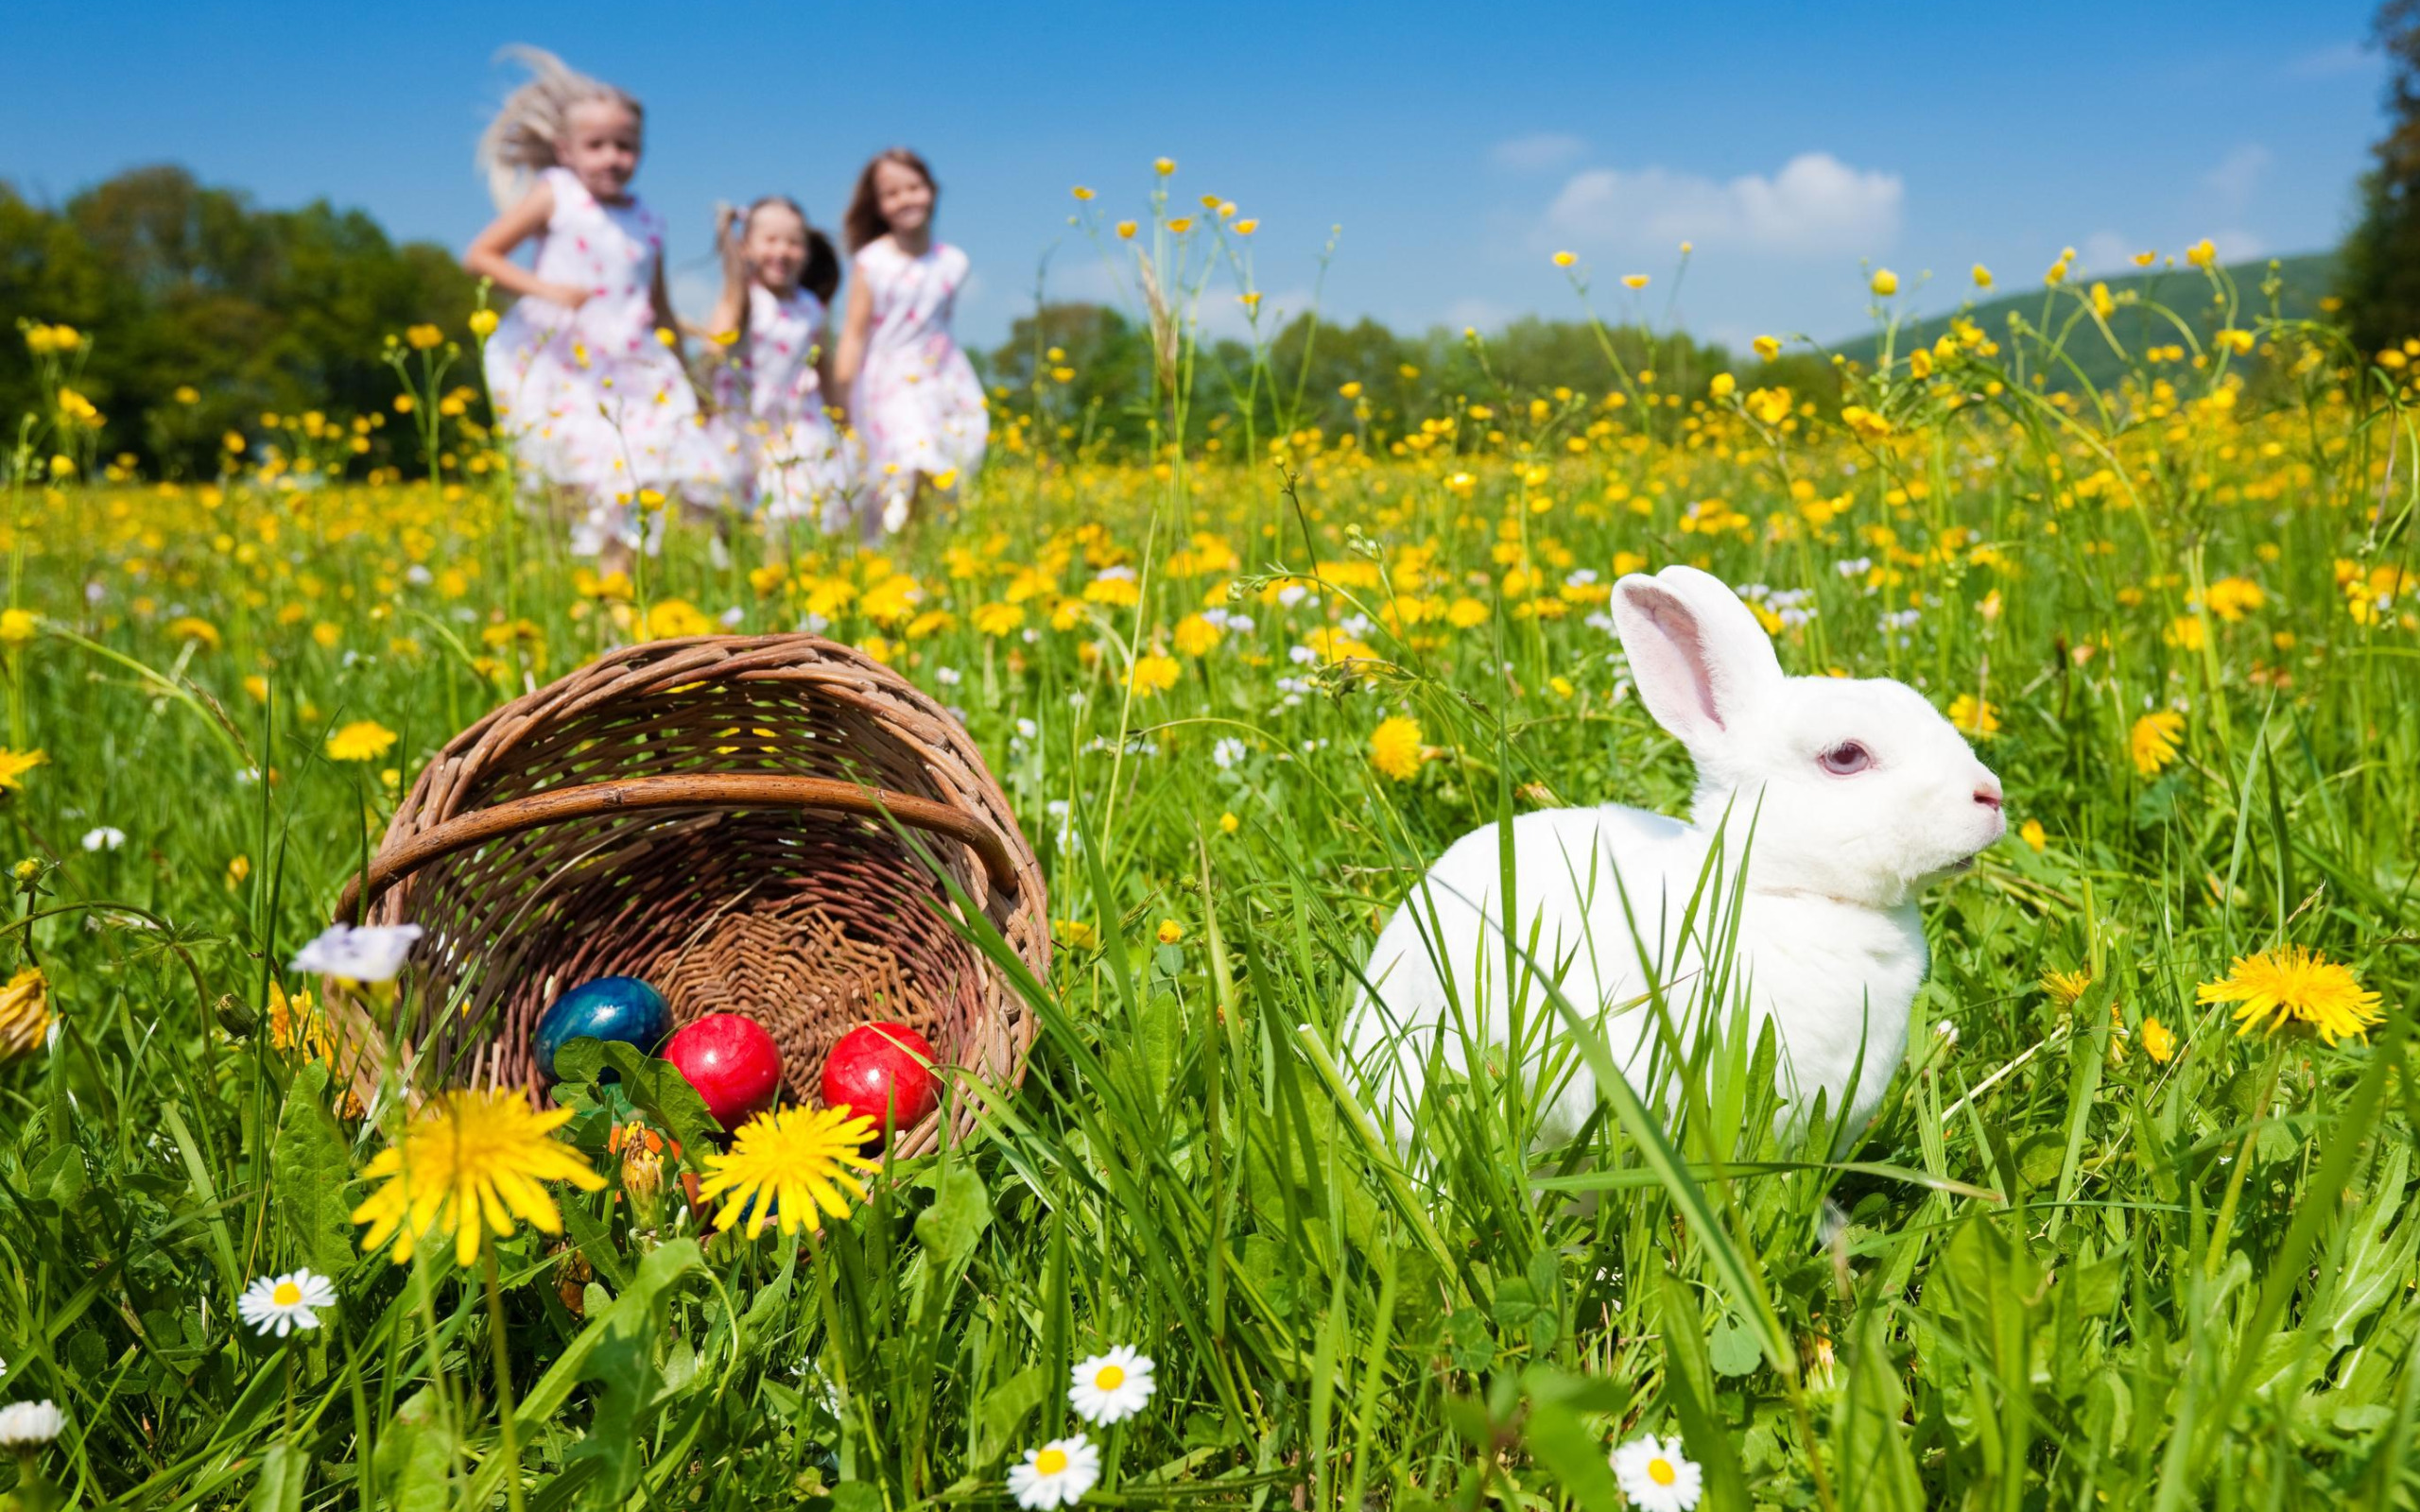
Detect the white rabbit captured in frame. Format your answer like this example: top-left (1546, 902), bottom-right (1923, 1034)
top-left (1342, 564), bottom-right (2004, 1151)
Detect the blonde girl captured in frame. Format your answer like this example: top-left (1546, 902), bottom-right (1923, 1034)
top-left (464, 46), bottom-right (734, 561)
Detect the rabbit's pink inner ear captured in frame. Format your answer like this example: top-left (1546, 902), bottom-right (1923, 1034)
top-left (1616, 583), bottom-right (1729, 749)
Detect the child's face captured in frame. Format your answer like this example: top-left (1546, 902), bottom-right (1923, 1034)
top-left (873, 160), bottom-right (933, 235)
top-left (745, 206), bottom-right (808, 292)
top-left (562, 99), bottom-right (642, 201)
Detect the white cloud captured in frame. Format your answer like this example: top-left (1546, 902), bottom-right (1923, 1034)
top-left (1444, 296), bottom-right (1518, 333)
top-left (2079, 231), bottom-right (2140, 275)
top-left (1542, 152), bottom-right (1902, 256)
top-left (2286, 41), bottom-right (2374, 80)
top-left (1491, 132), bottom-right (1587, 174)
top-left (2203, 145), bottom-right (2272, 215)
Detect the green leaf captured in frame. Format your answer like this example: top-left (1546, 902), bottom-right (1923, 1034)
top-left (551, 1038), bottom-right (720, 1161)
top-left (976, 1366), bottom-right (1050, 1466)
top-left (249, 1440), bottom-right (307, 1512)
top-left (914, 1166), bottom-right (991, 1271)
top-left (1524, 1400), bottom-right (1627, 1512)
top-left (1708, 1317), bottom-right (1762, 1378)
top-left (1656, 1269), bottom-right (1752, 1509)
top-left (374, 1388), bottom-right (462, 1512)
top-left (270, 1062), bottom-right (356, 1277)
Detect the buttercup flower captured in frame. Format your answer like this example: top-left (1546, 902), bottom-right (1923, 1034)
top-left (326, 720), bottom-right (397, 763)
top-left (1612, 1434), bottom-right (1703, 1512)
top-left (1008, 1433), bottom-right (1100, 1509)
top-left (1068, 1347), bottom-right (1156, 1425)
top-left (237, 1269), bottom-right (337, 1337)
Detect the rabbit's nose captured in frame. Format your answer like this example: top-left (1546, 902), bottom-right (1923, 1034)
top-left (1973, 780), bottom-right (2003, 811)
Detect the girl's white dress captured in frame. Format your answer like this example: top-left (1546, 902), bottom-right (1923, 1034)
top-left (850, 237), bottom-right (987, 510)
top-left (710, 284), bottom-right (862, 533)
top-left (481, 166), bottom-right (735, 554)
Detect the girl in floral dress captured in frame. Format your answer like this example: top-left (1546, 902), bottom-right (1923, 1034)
top-left (831, 148), bottom-right (988, 541)
top-left (705, 197), bottom-right (862, 536)
top-left (464, 47), bottom-right (735, 561)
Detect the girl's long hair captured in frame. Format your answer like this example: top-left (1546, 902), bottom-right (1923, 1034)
top-left (842, 148), bottom-right (936, 253)
top-left (475, 45), bottom-right (644, 210)
top-left (731, 198), bottom-right (844, 350)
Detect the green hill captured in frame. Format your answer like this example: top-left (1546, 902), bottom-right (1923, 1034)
top-left (1828, 250), bottom-right (2340, 389)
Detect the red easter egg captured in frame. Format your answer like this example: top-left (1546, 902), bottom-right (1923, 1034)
top-left (664, 1014), bottom-right (784, 1129)
top-left (821, 1022), bottom-right (941, 1138)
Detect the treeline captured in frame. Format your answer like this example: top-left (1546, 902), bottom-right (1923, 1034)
top-left (1, 165), bottom-right (478, 477)
top-left (977, 302), bottom-right (1843, 455)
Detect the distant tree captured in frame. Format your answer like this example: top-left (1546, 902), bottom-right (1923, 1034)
top-left (984, 301), bottom-right (1155, 455)
top-left (2341, 3), bottom-right (2420, 354)
top-left (0, 165), bottom-right (478, 477)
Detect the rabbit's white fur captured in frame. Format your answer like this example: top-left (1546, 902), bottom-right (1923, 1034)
top-left (1343, 564), bottom-right (2004, 1149)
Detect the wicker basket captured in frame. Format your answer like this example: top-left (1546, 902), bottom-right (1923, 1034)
top-left (331, 634), bottom-right (1047, 1156)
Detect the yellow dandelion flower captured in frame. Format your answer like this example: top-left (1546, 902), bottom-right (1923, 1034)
top-left (326, 721), bottom-right (397, 763)
top-left (1370, 716), bottom-right (1426, 782)
top-left (2040, 968), bottom-right (2093, 1008)
top-left (351, 1091), bottom-right (605, 1266)
top-left (1945, 695), bottom-right (1998, 739)
top-left (2198, 945), bottom-right (2384, 1045)
top-left (1128, 653), bottom-right (1181, 696)
top-left (2140, 1017), bottom-right (2177, 1064)
top-left (0, 966), bottom-right (49, 1061)
top-left (2130, 711), bottom-right (2185, 777)
top-left (0, 748), bottom-right (47, 793)
top-left (697, 1105), bottom-right (882, 1237)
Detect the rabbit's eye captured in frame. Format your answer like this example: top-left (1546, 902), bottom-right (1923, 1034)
top-left (1819, 742), bottom-right (1873, 775)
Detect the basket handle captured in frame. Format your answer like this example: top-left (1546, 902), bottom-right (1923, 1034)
top-left (335, 772), bottom-right (1021, 922)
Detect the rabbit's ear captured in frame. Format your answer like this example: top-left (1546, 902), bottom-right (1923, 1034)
top-left (1612, 565), bottom-right (1785, 761)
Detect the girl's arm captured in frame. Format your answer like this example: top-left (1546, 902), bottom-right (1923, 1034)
top-left (830, 273), bottom-right (873, 398)
top-left (462, 182), bottom-right (589, 307)
top-left (707, 204), bottom-right (748, 338)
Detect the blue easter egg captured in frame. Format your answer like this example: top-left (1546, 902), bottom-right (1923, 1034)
top-left (533, 976), bottom-right (672, 1081)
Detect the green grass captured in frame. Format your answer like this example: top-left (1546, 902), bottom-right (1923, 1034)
top-left (1830, 250), bottom-right (2341, 389)
top-left (0, 233), bottom-right (2417, 1512)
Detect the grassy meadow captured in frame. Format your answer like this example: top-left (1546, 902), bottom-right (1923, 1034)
top-left (2, 198), bottom-right (2418, 1512)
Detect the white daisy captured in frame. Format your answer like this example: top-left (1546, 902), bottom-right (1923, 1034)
top-left (1611, 1434), bottom-right (1703, 1512)
top-left (288, 921), bottom-right (423, 983)
top-left (237, 1269), bottom-right (337, 1337)
top-left (0, 1399), bottom-right (62, 1447)
top-left (1006, 1433), bottom-right (1099, 1509)
top-left (80, 827), bottom-right (125, 852)
top-left (1067, 1346), bottom-right (1155, 1425)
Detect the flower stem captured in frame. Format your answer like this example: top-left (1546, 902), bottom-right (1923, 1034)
top-left (484, 1250), bottom-right (527, 1512)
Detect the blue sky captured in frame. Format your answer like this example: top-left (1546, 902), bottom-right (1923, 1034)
top-left (0, 1), bottom-right (2391, 353)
